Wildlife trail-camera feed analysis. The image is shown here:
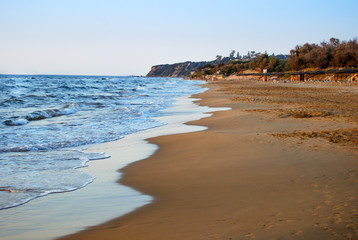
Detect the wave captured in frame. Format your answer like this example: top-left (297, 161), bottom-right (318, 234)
top-left (3, 118), bottom-right (29, 126)
top-left (0, 176), bottom-right (96, 210)
top-left (4, 103), bottom-right (79, 126)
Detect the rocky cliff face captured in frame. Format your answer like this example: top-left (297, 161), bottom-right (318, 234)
top-left (146, 61), bottom-right (209, 77)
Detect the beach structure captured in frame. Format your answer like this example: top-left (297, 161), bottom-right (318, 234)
top-left (232, 68), bottom-right (358, 86)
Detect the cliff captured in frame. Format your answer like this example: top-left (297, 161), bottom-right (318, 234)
top-left (146, 61), bottom-right (210, 77)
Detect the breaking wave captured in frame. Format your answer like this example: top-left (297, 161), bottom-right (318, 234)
top-left (4, 103), bottom-right (79, 126)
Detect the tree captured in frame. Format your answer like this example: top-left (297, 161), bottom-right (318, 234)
top-left (333, 39), bottom-right (358, 68)
top-left (236, 51), bottom-right (240, 59)
top-left (266, 58), bottom-right (275, 71)
top-left (229, 50), bottom-right (236, 60)
top-left (330, 37), bottom-right (340, 47)
top-left (287, 37), bottom-right (358, 70)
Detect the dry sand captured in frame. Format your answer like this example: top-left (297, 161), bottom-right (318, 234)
top-left (60, 80), bottom-right (358, 240)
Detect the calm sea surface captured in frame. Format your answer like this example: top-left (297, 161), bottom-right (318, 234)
top-left (0, 75), bottom-right (203, 210)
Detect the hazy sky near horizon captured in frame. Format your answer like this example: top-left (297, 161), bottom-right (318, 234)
top-left (1, 0), bottom-right (357, 76)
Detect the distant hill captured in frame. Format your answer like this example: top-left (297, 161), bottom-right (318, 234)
top-left (146, 57), bottom-right (235, 77)
top-left (146, 61), bottom-right (211, 77)
top-left (145, 55), bottom-right (289, 78)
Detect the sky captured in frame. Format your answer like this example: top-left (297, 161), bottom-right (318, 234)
top-left (1, 0), bottom-right (357, 76)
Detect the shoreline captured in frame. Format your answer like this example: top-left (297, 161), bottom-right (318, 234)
top-left (60, 80), bottom-right (358, 239)
top-left (0, 88), bottom-right (225, 240)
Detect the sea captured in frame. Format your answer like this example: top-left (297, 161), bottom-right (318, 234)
top-left (0, 75), bottom-right (204, 210)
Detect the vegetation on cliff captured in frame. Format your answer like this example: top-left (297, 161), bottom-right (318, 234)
top-left (191, 38), bottom-right (358, 78)
top-left (289, 38), bottom-right (358, 70)
top-left (192, 54), bottom-right (288, 78)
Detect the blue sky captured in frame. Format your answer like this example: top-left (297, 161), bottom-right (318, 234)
top-left (1, 0), bottom-right (357, 75)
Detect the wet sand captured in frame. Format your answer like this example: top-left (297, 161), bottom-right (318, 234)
top-left (60, 80), bottom-right (358, 240)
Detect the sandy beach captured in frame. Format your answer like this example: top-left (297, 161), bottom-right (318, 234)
top-left (60, 80), bottom-right (358, 240)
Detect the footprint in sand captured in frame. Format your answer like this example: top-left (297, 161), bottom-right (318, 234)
top-left (333, 217), bottom-right (343, 224)
top-left (262, 222), bottom-right (274, 230)
top-left (345, 223), bottom-right (356, 230)
top-left (292, 229), bottom-right (303, 235)
top-left (325, 194), bottom-right (333, 199)
top-left (312, 212), bottom-right (320, 217)
top-left (245, 232), bottom-right (256, 238)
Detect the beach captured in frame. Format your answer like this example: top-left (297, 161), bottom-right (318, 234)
top-left (60, 80), bottom-right (358, 240)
